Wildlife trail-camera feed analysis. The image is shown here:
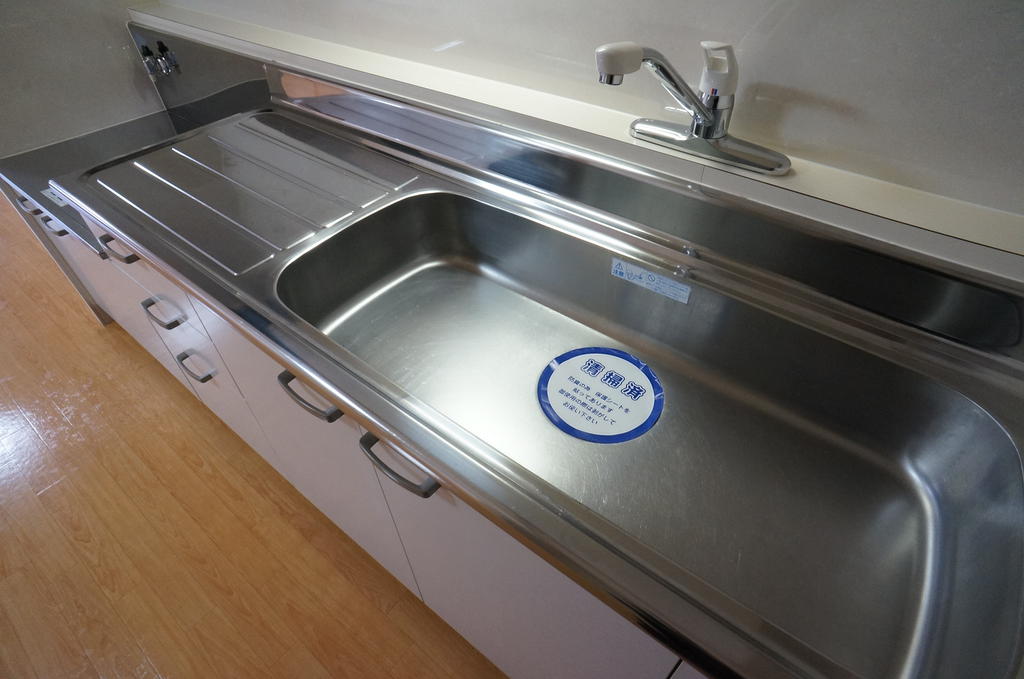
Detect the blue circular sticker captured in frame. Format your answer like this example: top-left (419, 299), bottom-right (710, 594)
top-left (537, 347), bottom-right (664, 444)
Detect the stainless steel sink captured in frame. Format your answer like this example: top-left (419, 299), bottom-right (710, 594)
top-left (276, 190), bottom-right (1023, 679)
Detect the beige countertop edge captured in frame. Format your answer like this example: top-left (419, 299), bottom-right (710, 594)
top-left (130, 2), bottom-right (1024, 258)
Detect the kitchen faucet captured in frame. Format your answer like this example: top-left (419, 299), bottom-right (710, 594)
top-left (595, 41), bottom-right (791, 175)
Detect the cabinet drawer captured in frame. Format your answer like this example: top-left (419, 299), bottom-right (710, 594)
top-left (35, 212), bottom-right (70, 239)
top-left (85, 223), bottom-right (210, 350)
top-left (54, 231), bottom-right (198, 395)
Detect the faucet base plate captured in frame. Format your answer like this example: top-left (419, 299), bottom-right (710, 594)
top-left (631, 119), bottom-right (791, 175)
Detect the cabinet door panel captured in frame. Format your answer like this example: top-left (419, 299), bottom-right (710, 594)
top-left (176, 337), bottom-right (272, 454)
top-left (171, 311), bottom-right (273, 462)
top-left (373, 441), bottom-right (680, 679)
top-left (44, 228), bottom-right (99, 299)
top-left (53, 230), bottom-right (123, 320)
top-left (190, 300), bottom-right (418, 594)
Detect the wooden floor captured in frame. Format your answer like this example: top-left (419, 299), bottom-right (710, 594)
top-left (0, 198), bottom-right (504, 678)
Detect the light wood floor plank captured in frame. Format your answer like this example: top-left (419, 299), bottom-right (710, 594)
top-left (0, 449), bottom-right (158, 679)
top-left (37, 476), bottom-right (143, 602)
top-left (0, 570), bottom-right (100, 679)
top-left (0, 602), bottom-right (40, 679)
top-left (78, 428), bottom-right (299, 668)
top-left (0, 502), bottom-right (32, 582)
top-left (114, 582), bottom-right (221, 679)
top-left (0, 382), bottom-right (31, 442)
top-left (46, 566), bottom-right (162, 679)
top-left (268, 645), bottom-right (335, 679)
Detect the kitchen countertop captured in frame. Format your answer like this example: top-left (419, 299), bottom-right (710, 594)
top-left (127, 2), bottom-right (1024, 259)
top-left (0, 79), bottom-right (269, 250)
top-left (0, 111), bottom-right (180, 249)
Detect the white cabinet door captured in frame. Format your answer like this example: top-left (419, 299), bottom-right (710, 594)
top-left (170, 327), bottom-right (274, 462)
top-left (44, 228), bottom-right (112, 312)
top-left (370, 439), bottom-right (680, 679)
top-left (190, 299), bottom-right (419, 594)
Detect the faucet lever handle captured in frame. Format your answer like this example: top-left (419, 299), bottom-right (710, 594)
top-left (698, 41), bottom-right (738, 97)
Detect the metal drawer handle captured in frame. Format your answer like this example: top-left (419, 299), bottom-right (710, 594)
top-left (39, 215), bottom-right (68, 237)
top-left (276, 371), bottom-right (343, 422)
top-left (176, 350), bottom-right (215, 383)
top-left (141, 297), bottom-right (185, 330)
top-left (98, 233), bottom-right (139, 264)
top-left (15, 195), bottom-right (42, 216)
top-left (359, 432), bottom-right (440, 499)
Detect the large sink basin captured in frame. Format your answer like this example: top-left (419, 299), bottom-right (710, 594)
top-left (277, 191), bottom-right (1024, 678)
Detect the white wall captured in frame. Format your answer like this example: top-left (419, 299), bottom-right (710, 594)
top-left (0, 0), bottom-right (163, 158)
top-left (157, 0), bottom-right (1024, 215)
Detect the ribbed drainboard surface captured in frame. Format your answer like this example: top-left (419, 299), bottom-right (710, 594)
top-left (93, 112), bottom-right (418, 275)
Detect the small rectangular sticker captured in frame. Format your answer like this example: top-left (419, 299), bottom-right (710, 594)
top-left (41, 188), bottom-right (68, 207)
top-left (611, 258), bottom-right (691, 304)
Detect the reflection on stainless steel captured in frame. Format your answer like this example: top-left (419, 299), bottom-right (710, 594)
top-left (273, 68), bottom-right (1023, 357)
top-left (487, 150), bottom-right (1024, 354)
top-left (83, 112), bottom-right (415, 275)
top-left (127, 23), bottom-right (268, 125)
top-left (52, 70), bottom-right (1024, 679)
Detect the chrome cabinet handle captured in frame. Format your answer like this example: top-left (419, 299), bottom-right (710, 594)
top-left (15, 195), bottom-right (42, 216)
top-left (359, 432), bottom-right (440, 499)
top-left (176, 350), bottom-right (215, 383)
top-left (141, 297), bottom-right (185, 330)
top-left (276, 371), bottom-right (342, 422)
top-left (39, 215), bottom-right (68, 237)
top-left (98, 233), bottom-right (139, 264)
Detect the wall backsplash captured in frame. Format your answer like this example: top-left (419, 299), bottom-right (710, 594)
top-left (0, 0), bottom-right (163, 158)
top-left (159, 0), bottom-right (1024, 215)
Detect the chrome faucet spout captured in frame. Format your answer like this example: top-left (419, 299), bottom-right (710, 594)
top-left (593, 40), bottom-right (791, 175)
top-left (637, 48), bottom-right (714, 126)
